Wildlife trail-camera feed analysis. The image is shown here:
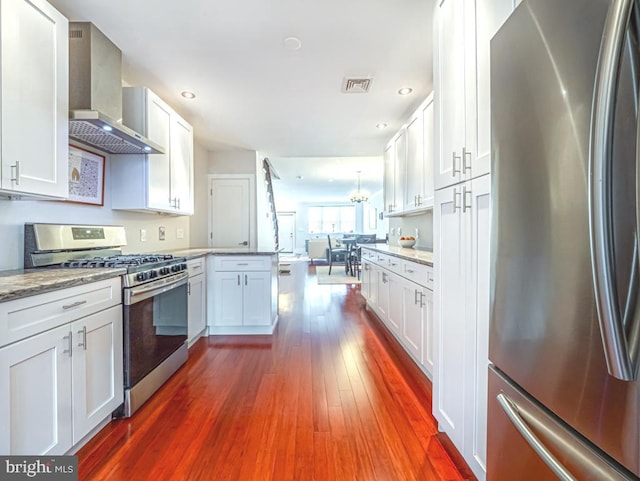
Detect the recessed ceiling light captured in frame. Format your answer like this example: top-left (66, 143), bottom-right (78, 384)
top-left (102, 125), bottom-right (113, 132)
top-left (376, 123), bottom-right (388, 129)
top-left (296, 175), bottom-right (304, 180)
top-left (328, 179), bottom-right (334, 182)
top-left (398, 87), bottom-right (413, 96)
top-left (283, 36), bottom-right (302, 51)
top-left (181, 91), bottom-right (196, 99)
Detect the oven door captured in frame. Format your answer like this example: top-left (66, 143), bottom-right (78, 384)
top-left (123, 272), bottom-right (188, 388)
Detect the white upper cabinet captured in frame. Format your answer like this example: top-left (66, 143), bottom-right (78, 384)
top-left (383, 145), bottom-right (395, 214)
top-left (384, 93), bottom-right (435, 216)
top-left (435, 0), bottom-right (514, 190)
top-left (393, 129), bottom-right (407, 213)
top-left (405, 94), bottom-right (435, 210)
top-left (111, 87), bottom-right (194, 215)
top-left (0, 0), bottom-right (68, 199)
top-left (434, 0), bottom-right (475, 190)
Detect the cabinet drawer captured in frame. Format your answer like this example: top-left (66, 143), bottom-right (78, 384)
top-left (0, 278), bottom-right (122, 348)
top-left (371, 252), bottom-right (392, 267)
top-left (187, 257), bottom-right (206, 277)
top-left (360, 248), bottom-right (375, 261)
top-left (213, 256), bottom-right (272, 272)
top-left (386, 256), bottom-right (403, 276)
top-left (401, 261), bottom-right (433, 288)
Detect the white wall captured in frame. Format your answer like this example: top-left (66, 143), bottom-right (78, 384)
top-left (0, 142), bottom-right (206, 271)
top-left (388, 211), bottom-right (433, 250)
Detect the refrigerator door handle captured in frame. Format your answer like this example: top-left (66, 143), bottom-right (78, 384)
top-left (590, 0), bottom-right (638, 380)
top-left (497, 393), bottom-right (577, 481)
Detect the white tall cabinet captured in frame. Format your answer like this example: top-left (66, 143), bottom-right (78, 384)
top-left (111, 87), bottom-right (194, 215)
top-left (0, 0), bottom-right (68, 199)
top-left (433, 0), bottom-right (515, 479)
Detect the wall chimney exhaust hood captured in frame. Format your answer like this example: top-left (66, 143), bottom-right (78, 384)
top-left (68, 23), bottom-right (164, 155)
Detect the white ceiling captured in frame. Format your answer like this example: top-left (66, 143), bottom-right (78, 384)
top-left (49, 0), bottom-right (435, 200)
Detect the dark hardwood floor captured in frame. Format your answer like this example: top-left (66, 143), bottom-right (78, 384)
top-left (77, 261), bottom-right (470, 480)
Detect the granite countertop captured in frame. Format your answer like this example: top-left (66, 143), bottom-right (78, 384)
top-left (158, 247), bottom-right (279, 260)
top-left (359, 244), bottom-right (433, 266)
top-left (0, 268), bottom-right (126, 303)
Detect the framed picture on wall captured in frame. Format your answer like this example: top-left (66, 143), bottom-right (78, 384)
top-left (67, 145), bottom-right (105, 206)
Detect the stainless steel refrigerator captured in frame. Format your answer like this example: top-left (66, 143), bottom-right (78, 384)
top-left (489, 0), bottom-right (640, 479)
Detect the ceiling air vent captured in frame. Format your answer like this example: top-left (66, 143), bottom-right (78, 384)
top-left (342, 77), bottom-right (372, 94)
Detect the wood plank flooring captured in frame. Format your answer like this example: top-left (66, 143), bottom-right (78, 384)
top-left (77, 261), bottom-right (471, 481)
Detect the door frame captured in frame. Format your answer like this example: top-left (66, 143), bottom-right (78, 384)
top-left (208, 174), bottom-right (256, 248)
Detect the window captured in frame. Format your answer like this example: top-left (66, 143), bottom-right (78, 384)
top-left (308, 205), bottom-right (355, 233)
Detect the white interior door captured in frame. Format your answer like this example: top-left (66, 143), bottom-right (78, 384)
top-left (209, 176), bottom-right (252, 248)
top-left (277, 212), bottom-right (295, 253)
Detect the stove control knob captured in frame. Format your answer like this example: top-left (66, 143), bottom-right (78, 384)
top-left (181, 264), bottom-right (187, 271)
top-left (149, 270), bottom-right (159, 278)
top-left (136, 272), bottom-right (147, 282)
top-left (160, 267), bottom-right (170, 275)
top-left (171, 264), bottom-right (181, 272)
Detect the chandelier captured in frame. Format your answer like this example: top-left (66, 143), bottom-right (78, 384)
top-left (350, 171), bottom-right (369, 203)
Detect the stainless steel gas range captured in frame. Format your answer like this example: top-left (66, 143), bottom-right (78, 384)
top-left (24, 223), bottom-right (188, 417)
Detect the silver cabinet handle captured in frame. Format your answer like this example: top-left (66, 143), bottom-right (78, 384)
top-left (237, 274), bottom-right (241, 286)
top-left (188, 281), bottom-right (191, 295)
top-left (406, 268), bottom-right (415, 273)
top-left (77, 326), bottom-right (87, 350)
top-left (497, 394), bottom-right (576, 481)
top-left (236, 263), bottom-right (249, 266)
top-left (462, 185), bottom-right (472, 213)
top-left (414, 289), bottom-right (419, 305)
top-left (462, 146), bottom-right (472, 174)
top-left (62, 300), bottom-right (87, 310)
top-left (11, 161), bottom-right (20, 185)
top-left (590, 0), bottom-right (637, 381)
top-left (382, 272), bottom-right (387, 284)
top-left (419, 292), bottom-right (425, 308)
top-left (63, 332), bottom-right (73, 357)
top-left (453, 188), bottom-right (461, 212)
top-left (245, 274), bottom-right (248, 286)
top-left (452, 151), bottom-right (461, 177)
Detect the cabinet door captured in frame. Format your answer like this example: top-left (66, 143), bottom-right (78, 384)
top-left (188, 274), bottom-right (206, 345)
top-left (170, 115), bottom-right (194, 214)
top-left (434, 182), bottom-right (467, 451)
top-left (213, 272), bottom-right (244, 326)
top-left (386, 271), bottom-right (403, 337)
top-left (1, 0), bottom-right (68, 197)
top-left (383, 144), bottom-right (395, 214)
top-left (71, 305), bottom-right (123, 444)
top-left (405, 115), bottom-right (424, 209)
top-left (474, 0), bottom-right (513, 180)
top-left (393, 130), bottom-right (407, 212)
top-left (401, 278), bottom-right (423, 363)
top-left (464, 173), bottom-right (491, 478)
top-left (435, 0), bottom-right (466, 190)
top-left (361, 260), bottom-right (371, 301)
top-left (422, 98), bottom-right (435, 208)
top-left (146, 91), bottom-right (172, 211)
top-left (376, 269), bottom-right (391, 323)
top-left (0, 324), bottom-right (72, 455)
top-left (368, 262), bottom-right (379, 308)
top-left (243, 271), bottom-right (271, 326)
top-left (422, 287), bottom-right (435, 376)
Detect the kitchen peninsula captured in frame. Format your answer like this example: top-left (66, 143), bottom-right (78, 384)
top-left (160, 248), bottom-right (280, 335)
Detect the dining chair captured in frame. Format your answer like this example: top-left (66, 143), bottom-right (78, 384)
top-left (326, 235), bottom-right (348, 275)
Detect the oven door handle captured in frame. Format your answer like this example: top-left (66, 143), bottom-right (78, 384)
top-left (124, 272), bottom-right (189, 305)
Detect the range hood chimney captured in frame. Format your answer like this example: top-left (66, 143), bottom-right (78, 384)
top-left (68, 23), bottom-right (164, 155)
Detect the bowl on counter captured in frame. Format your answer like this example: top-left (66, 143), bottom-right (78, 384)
top-left (398, 238), bottom-right (416, 248)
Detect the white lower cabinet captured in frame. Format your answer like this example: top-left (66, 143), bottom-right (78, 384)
top-left (0, 279), bottom-right (123, 455)
top-left (361, 248), bottom-right (434, 377)
top-left (187, 257), bottom-right (207, 346)
top-left (207, 255), bottom-right (278, 334)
